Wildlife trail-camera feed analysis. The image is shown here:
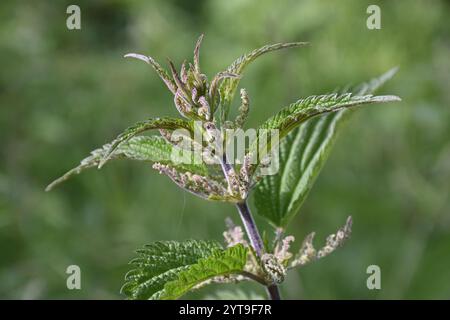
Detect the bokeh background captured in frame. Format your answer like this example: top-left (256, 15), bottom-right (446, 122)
top-left (1, 0), bottom-right (449, 299)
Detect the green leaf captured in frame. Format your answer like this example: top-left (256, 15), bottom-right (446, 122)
top-left (253, 68), bottom-right (399, 227)
top-left (219, 42), bottom-right (307, 121)
top-left (121, 240), bottom-right (222, 300)
top-left (249, 93), bottom-right (400, 176)
top-left (98, 117), bottom-right (193, 168)
top-left (121, 241), bottom-right (248, 300)
top-left (259, 93), bottom-right (400, 138)
top-left (45, 135), bottom-right (207, 191)
top-left (159, 244), bottom-right (248, 300)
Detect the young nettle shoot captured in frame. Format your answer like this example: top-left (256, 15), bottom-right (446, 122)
top-left (47, 35), bottom-right (400, 300)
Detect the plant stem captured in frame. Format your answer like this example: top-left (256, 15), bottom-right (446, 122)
top-left (235, 201), bottom-right (264, 256)
top-left (267, 284), bottom-right (281, 300)
top-left (219, 152), bottom-right (281, 300)
top-left (235, 201), bottom-right (281, 300)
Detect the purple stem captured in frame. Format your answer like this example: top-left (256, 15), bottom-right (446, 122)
top-left (219, 153), bottom-right (281, 300)
top-left (235, 201), bottom-right (264, 256)
top-left (235, 201), bottom-right (281, 300)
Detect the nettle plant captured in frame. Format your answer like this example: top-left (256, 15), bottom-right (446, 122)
top-left (47, 35), bottom-right (400, 300)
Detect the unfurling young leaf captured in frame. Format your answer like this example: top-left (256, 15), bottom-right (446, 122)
top-left (219, 42), bottom-right (308, 122)
top-left (253, 68), bottom-right (399, 227)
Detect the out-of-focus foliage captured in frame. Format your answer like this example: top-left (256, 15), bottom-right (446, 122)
top-left (0, 0), bottom-right (449, 299)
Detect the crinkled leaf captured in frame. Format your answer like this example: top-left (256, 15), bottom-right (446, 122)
top-left (121, 240), bottom-right (222, 300)
top-left (159, 244), bottom-right (248, 300)
top-left (46, 135), bottom-right (207, 191)
top-left (259, 93), bottom-right (400, 137)
top-left (250, 93), bottom-right (400, 172)
top-left (253, 68), bottom-right (399, 227)
top-left (219, 42), bottom-right (307, 121)
top-left (121, 241), bottom-right (248, 300)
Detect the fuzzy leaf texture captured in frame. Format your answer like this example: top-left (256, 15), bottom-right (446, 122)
top-left (46, 135), bottom-right (207, 191)
top-left (219, 42), bottom-right (307, 121)
top-left (121, 240), bottom-right (222, 300)
top-left (98, 117), bottom-right (193, 168)
top-left (253, 68), bottom-right (399, 227)
top-left (258, 93), bottom-right (400, 141)
top-left (160, 244), bottom-right (248, 300)
top-left (121, 241), bottom-right (248, 300)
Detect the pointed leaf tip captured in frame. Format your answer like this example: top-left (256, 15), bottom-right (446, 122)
top-left (194, 34), bottom-right (204, 73)
top-left (124, 53), bottom-right (150, 64)
top-left (372, 95), bottom-right (401, 102)
top-left (254, 70), bottom-right (400, 227)
top-left (219, 41), bottom-right (309, 121)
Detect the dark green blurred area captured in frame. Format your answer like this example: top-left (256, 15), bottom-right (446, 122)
top-left (1, 0), bottom-right (449, 299)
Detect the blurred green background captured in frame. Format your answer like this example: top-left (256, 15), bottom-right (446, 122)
top-left (1, 0), bottom-right (449, 299)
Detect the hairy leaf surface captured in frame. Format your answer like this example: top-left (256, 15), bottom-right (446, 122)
top-left (121, 240), bottom-right (221, 300)
top-left (46, 135), bottom-right (207, 191)
top-left (121, 241), bottom-right (248, 300)
top-left (159, 244), bottom-right (248, 300)
top-left (253, 68), bottom-right (399, 227)
top-left (259, 93), bottom-right (400, 139)
top-left (219, 42), bottom-right (307, 121)
top-left (99, 117), bottom-right (194, 168)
